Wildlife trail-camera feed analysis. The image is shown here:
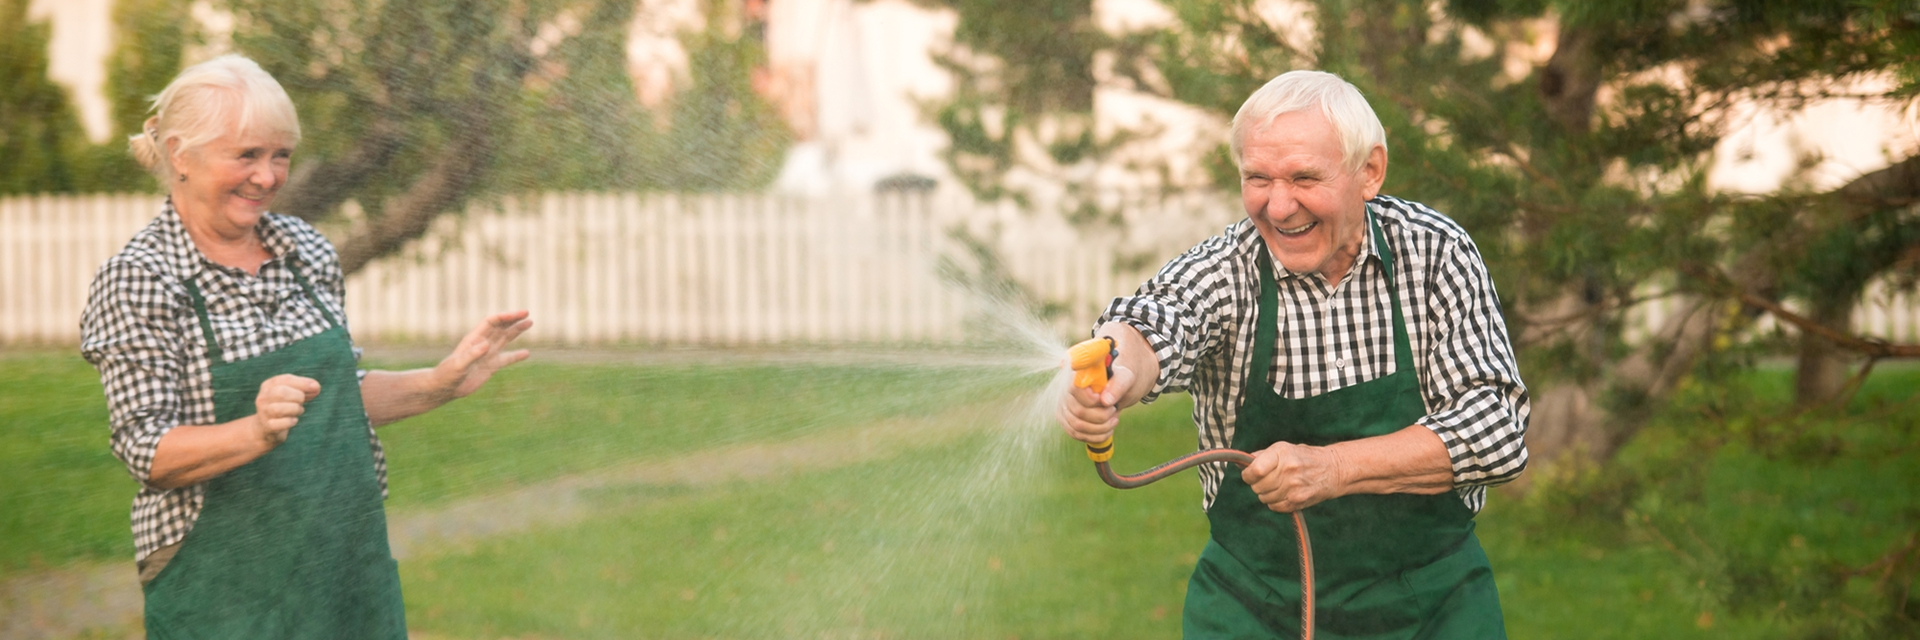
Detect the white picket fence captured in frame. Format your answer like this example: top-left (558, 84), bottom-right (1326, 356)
top-left (0, 191), bottom-right (1242, 346)
top-left (2, 192), bottom-right (1915, 348)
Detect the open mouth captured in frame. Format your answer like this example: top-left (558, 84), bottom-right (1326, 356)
top-left (1276, 221), bottom-right (1318, 236)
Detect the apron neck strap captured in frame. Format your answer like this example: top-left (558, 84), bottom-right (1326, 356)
top-left (283, 257), bottom-right (340, 327)
top-left (1253, 207), bottom-right (1416, 385)
top-left (1369, 210), bottom-right (1416, 374)
top-left (184, 258), bottom-right (338, 364)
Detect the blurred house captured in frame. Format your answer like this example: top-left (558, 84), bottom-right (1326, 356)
top-left (752, 0), bottom-right (956, 195)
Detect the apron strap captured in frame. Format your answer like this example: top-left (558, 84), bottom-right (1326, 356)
top-left (182, 257), bottom-right (339, 364)
top-left (184, 276), bottom-right (223, 364)
top-left (1369, 209), bottom-right (1416, 375)
top-left (283, 257), bottom-right (341, 328)
top-left (1252, 205), bottom-right (1416, 390)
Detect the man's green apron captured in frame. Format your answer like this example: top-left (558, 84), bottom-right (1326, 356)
top-left (143, 262), bottom-right (406, 639)
top-left (1183, 213), bottom-right (1506, 639)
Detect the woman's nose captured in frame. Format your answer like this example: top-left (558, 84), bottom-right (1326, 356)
top-left (251, 162), bottom-right (281, 189)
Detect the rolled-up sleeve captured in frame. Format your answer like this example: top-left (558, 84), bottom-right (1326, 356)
top-left (1096, 232), bottom-right (1242, 403)
top-left (80, 257), bottom-right (192, 488)
top-left (1418, 237), bottom-right (1529, 489)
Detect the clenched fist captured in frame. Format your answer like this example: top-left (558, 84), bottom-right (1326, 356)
top-left (252, 374), bottom-right (321, 447)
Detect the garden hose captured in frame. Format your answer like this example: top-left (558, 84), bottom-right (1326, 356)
top-left (1067, 337), bottom-right (1315, 640)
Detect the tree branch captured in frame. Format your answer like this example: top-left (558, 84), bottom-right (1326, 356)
top-left (333, 39), bottom-right (532, 275)
top-left (1684, 264), bottom-right (1920, 359)
top-left (1837, 153), bottom-right (1920, 210)
top-left (1539, 26), bottom-right (1599, 134)
top-left (276, 115), bottom-right (408, 223)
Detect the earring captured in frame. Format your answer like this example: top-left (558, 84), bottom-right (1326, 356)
top-left (178, 174), bottom-right (187, 182)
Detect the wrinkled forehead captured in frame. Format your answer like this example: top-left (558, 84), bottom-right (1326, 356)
top-left (1241, 112), bottom-right (1343, 165)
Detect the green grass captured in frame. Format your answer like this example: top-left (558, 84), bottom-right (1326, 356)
top-left (0, 350), bottom-right (1014, 576)
top-left (0, 352), bottom-right (127, 573)
top-left (364, 356), bottom-right (1007, 510)
top-left (399, 397), bottom-right (1210, 639)
top-left (5, 352), bottom-right (1916, 638)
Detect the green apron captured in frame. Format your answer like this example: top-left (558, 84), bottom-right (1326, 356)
top-left (1183, 213), bottom-right (1506, 639)
top-left (142, 263), bottom-right (406, 639)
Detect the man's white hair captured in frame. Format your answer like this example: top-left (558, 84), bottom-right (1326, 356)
top-left (1229, 70), bottom-right (1387, 174)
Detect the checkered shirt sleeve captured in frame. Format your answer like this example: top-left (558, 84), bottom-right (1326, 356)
top-left (1097, 196), bottom-right (1530, 513)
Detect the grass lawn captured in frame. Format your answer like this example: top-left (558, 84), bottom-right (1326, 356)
top-left (3, 350), bottom-right (1914, 638)
top-left (0, 350), bottom-right (1009, 576)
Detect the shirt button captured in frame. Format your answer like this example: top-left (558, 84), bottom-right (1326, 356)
top-left (1335, 358), bottom-right (1346, 369)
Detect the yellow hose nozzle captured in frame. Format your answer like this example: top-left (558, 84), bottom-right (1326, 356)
top-left (1067, 337), bottom-right (1117, 395)
top-left (1085, 436), bottom-right (1115, 462)
top-left (1068, 337), bottom-right (1119, 462)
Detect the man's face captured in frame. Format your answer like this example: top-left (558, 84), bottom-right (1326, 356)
top-left (1239, 109), bottom-right (1385, 286)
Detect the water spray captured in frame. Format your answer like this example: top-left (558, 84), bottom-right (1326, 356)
top-left (1066, 337), bottom-right (1315, 640)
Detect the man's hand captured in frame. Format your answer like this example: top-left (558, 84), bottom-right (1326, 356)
top-left (1241, 441), bottom-right (1347, 513)
top-left (252, 374), bottom-right (321, 447)
top-left (1241, 426), bottom-right (1458, 512)
top-left (433, 310), bottom-right (533, 400)
top-left (1056, 364), bottom-right (1140, 444)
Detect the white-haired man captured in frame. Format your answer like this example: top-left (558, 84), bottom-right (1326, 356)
top-left (1058, 69), bottom-right (1528, 638)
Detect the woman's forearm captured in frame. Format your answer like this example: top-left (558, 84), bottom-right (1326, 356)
top-left (360, 368), bottom-right (454, 427)
top-left (149, 418), bottom-right (277, 489)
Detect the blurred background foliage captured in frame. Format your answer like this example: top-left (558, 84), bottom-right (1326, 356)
top-left (0, 0), bottom-right (790, 272)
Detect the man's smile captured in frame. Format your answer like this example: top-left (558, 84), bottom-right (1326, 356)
top-left (1277, 220), bottom-right (1318, 236)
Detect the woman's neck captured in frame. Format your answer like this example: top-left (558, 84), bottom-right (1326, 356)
top-left (177, 202), bottom-right (272, 276)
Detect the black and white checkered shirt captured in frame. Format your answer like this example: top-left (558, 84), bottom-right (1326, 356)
top-left (80, 199), bottom-right (385, 563)
top-left (1099, 195), bottom-right (1529, 513)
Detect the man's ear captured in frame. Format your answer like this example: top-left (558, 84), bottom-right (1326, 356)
top-left (1359, 145), bottom-right (1387, 200)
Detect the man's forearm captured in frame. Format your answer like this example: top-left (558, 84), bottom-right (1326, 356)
top-left (1095, 322), bottom-right (1159, 408)
top-left (1328, 424), bottom-right (1455, 496)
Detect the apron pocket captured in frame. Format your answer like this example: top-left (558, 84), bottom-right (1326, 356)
top-left (1400, 539), bottom-right (1505, 639)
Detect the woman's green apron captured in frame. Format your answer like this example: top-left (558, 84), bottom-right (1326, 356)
top-left (143, 263), bottom-right (406, 639)
top-left (1183, 212), bottom-right (1506, 639)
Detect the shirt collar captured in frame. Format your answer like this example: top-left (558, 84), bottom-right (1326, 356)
top-left (155, 198), bottom-right (305, 277)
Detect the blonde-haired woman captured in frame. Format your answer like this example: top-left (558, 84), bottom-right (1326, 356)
top-left (81, 54), bottom-right (532, 638)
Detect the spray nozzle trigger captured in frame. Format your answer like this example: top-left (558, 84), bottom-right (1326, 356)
top-left (1068, 337), bottom-right (1118, 396)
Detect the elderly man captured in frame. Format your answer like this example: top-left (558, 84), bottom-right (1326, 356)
top-left (1058, 70), bottom-right (1528, 638)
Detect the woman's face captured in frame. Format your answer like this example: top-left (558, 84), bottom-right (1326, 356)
top-left (171, 128), bottom-right (294, 240)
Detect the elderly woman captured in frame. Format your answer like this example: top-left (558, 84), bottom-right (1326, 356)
top-left (79, 54), bottom-right (531, 638)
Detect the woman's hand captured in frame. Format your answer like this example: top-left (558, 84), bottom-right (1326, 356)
top-left (433, 310), bottom-right (533, 400)
top-left (361, 311), bottom-right (533, 427)
top-left (149, 374), bottom-right (322, 488)
top-left (252, 374), bottom-right (321, 446)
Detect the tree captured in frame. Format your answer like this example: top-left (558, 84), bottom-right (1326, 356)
top-left (0, 0), bottom-right (89, 194)
top-left (46, 0), bottom-right (787, 271)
